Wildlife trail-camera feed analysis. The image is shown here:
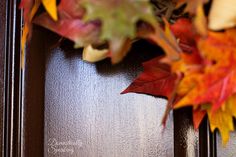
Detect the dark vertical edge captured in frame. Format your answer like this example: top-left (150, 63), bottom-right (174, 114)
top-left (22, 26), bottom-right (46, 156)
top-left (210, 130), bottom-right (217, 157)
top-left (174, 109), bottom-right (217, 157)
top-left (3, 0), bottom-right (23, 157)
top-left (2, 0), bottom-right (46, 156)
top-left (174, 107), bottom-right (195, 157)
top-left (0, 0), bottom-right (7, 156)
top-left (199, 117), bottom-right (217, 157)
top-left (174, 109), bottom-right (186, 157)
top-left (199, 117), bottom-right (210, 157)
top-left (209, 119), bottom-right (217, 157)
top-left (14, 2), bottom-right (23, 157)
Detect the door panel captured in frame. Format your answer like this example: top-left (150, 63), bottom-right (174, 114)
top-left (1, 1), bottom-right (227, 156)
top-left (33, 28), bottom-right (175, 157)
top-left (217, 133), bottom-right (236, 157)
top-left (26, 26), bottom-right (200, 157)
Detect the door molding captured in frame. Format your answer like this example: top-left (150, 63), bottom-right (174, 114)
top-left (2, 0), bottom-right (23, 156)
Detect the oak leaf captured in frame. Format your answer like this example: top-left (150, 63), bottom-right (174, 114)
top-left (33, 0), bottom-right (100, 47)
top-left (81, 0), bottom-right (157, 63)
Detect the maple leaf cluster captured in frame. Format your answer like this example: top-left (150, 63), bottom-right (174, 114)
top-left (20, 0), bottom-right (236, 144)
top-left (20, 0), bottom-right (181, 64)
top-left (123, 1), bottom-right (236, 144)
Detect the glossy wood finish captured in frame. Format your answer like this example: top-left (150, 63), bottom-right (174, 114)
top-left (0, 0), bottom-right (7, 155)
top-left (1, 0), bottom-right (23, 156)
top-left (174, 108), bottom-right (199, 157)
top-left (217, 131), bottom-right (236, 157)
top-left (23, 26), bottom-right (46, 157)
top-left (42, 37), bottom-right (174, 157)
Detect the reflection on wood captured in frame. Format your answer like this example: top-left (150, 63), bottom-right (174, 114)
top-left (0, 0), bottom-right (6, 154)
top-left (44, 38), bottom-right (174, 157)
top-left (174, 108), bottom-right (199, 157)
top-left (217, 131), bottom-right (236, 157)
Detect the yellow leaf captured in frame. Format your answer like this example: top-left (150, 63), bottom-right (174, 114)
top-left (82, 45), bottom-right (109, 63)
top-left (21, 0), bottom-right (41, 68)
top-left (109, 39), bottom-right (132, 64)
top-left (163, 18), bottom-right (180, 51)
top-left (42, 0), bottom-right (58, 21)
top-left (207, 95), bottom-right (236, 145)
top-left (21, 25), bottom-right (29, 68)
top-left (174, 81), bottom-right (204, 109)
top-left (148, 25), bottom-right (181, 61)
top-left (175, 0), bottom-right (208, 14)
top-left (176, 73), bottom-right (201, 96)
top-left (194, 4), bottom-right (207, 36)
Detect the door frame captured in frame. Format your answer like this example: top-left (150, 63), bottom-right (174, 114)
top-left (1, 0), bottom-right (24, 156)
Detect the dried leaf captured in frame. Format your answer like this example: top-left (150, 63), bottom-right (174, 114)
top-left (175, 0), bottom-right (208, 14)
top-left (82, 0), bottom-right (157, 63)
top-left (207, 95), bottom-right (236, 145)
top-left (175, 30), bottom-right (236, 111)
top-left (194, 3), bottom-right (207, 36)
top-left (146, 25), bottom-right (181, 61)
top-left (121, 57), bottom-right (177, 100)
top-left (57, 0), bottom-right (84, 18)
top-left (193, 108), bottom-right (206, 129)
top-left (175, 0), bottom-right (208, 35)
top-left (171, 21), bottom-right (236, 143)
top-left (123, 18), bottom-right (236, 143)
top-left (33, 0), bottom-right (100, 47)
top-left (42, 0), bottom-right (58, 21)
top-left (20, 0), bottom-right (41, 67)
top-left (82, 45), bottom-right (109, 62)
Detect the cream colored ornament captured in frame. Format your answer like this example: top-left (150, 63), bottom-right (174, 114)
top-left (209, 0), bottom-right (236, 30)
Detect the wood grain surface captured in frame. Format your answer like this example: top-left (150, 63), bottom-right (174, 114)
top-left (42, 32), bottom-right (174, 157)
top-left (14, 24), bottom-right (206, 157)
top-left (217, 132), bottom-right (236, 157)
top-left (0, 0), bottom-right (6, 155)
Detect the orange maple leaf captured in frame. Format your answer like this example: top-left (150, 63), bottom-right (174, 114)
top-left (171, 21), bottom-right (236, 143)
top-left (175, 0), bottom-right (208, 36)
top-left (175, 29), bottom-right (236, 111)
top-left (207, 94), bottom-right (236, 145)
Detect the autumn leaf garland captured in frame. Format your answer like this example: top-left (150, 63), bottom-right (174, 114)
top-left (123, 19), bottom-right (236, 144)
top-left (21, 0), bottom-right (181, 64)
top-left (20, 0), bottom-right (236, 144)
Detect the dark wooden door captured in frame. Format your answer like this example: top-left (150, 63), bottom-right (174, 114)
top-left (1, 0), bottom-right (236, 157)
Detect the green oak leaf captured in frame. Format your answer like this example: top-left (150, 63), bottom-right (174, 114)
top-left (82, 0), bottom-right (157, 63)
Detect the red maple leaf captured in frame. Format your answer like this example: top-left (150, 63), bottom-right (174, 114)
top-left (121, 57), bottom-right (177, 100)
